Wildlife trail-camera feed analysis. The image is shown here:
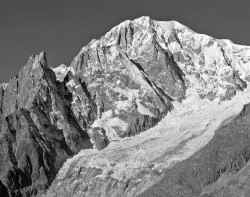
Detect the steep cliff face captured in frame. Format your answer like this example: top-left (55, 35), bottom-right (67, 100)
top-left (0, 52), bottom-right (92, 197)
top-left (2, 16), bottom-right (250, 197)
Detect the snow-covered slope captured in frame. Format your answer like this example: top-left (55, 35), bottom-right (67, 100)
top-left (42, 16), bottom-right (250, 197)
top-left (156, 19), bottom-right (250, 99)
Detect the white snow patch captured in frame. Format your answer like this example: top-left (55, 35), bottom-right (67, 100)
top-left (203, 43), bottom-right (223, 64)
top-left (136, 99), bottom-right (156, 117)
top-left (66, 79), bottom-right (76, 88)
top-left (53, 64), bottom-right (74, 82)
top-left (0, 83), bottom-right (7, 90)
top-left (156, 20), bottom-right (185, 34)
top-left (105, 117), bottom-right (128, 133)
top-left (91, 110), bottom-right (122, 140)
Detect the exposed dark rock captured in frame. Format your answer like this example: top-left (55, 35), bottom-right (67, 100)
top-left (206, 91), bottom-right (217, 101)
top-left (125, 111), bottom-right (159, 138)
top-left (245, 75), bottom-right (250, 82)
top-left (90, 127), bottom-right (109, 150)
top-left (2, 75), bottom-right (19, 116)
top-left (224, 86), bottom-right (236, 100)
top-left (0, 180), bottom-right (9, 197)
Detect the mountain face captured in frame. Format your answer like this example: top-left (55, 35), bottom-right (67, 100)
top-left (1, 16), bottom-right (250, 197)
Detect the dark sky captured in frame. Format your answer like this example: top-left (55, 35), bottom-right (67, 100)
top-left (1, 0), bottom-right (250, 83)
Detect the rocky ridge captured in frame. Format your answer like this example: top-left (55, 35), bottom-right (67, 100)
top-left (0, 52), bottom-right (92, 196)
top-left (1, 16), bottom-right (250, 196)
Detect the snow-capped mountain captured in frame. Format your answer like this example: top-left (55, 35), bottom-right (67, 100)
top-left (1, 16), bottom-right (250, 197)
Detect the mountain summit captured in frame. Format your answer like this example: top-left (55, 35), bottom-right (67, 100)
top-left (1, 16), bottom-right (250, 197)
